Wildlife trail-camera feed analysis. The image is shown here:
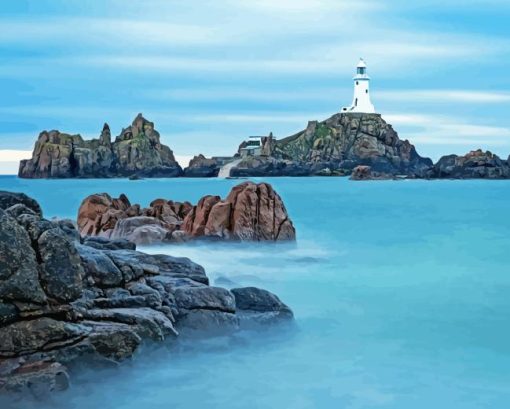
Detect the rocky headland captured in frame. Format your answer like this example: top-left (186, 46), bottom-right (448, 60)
top-left (19, 114), bottom-right (183, 179)
top-left (0, 191), bottom-right (294, 397)
top-left (77, 182), bottom-right (296, 245)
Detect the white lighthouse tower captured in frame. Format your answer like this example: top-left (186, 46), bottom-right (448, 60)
top-left (342, 58), bottom-right (376, 114)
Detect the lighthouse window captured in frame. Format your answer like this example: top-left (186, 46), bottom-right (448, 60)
top-left (356, 81), bottom-right (359, 85)
top-left (355, 98), bottom-right (358, 106)
top-left (366, 89), bottom-right (368, 93)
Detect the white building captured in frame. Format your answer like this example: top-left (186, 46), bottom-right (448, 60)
top-left (239, 136), bottom-right (263, 157)
top-left (342, 58), bottom-right (376, 114)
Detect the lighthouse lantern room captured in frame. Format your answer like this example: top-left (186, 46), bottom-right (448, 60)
top-left (342, 58), bottom-right (376, 114)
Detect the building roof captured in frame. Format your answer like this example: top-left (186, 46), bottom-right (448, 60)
top-left (357, 58), bottom-right (367, 68)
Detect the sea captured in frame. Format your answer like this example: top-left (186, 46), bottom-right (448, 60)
top-left (1, 175), bottom-right (509, 409)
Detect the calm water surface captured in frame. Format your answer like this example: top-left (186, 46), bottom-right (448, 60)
top-left (1, 175), bottom-right (509, 409)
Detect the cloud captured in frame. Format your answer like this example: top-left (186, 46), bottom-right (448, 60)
top-left (385, 113), bottom-right (510, 146)
top-left (379, 90), bottom-right (510, 103)
top-left (0, 18), bottom-right (227, 47)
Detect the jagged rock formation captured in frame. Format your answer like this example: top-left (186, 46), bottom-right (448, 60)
top-left (0, 191), bottom-right (293, 397)
top-left (182, 182), bottom-right (296, 241)
top-left (18, 114), bottom-right (183, 179)
top-left (183, 155), bottom-right (221, 177)
top-left (231, 113), bottom-right (432, 177)
top-left (426, 149), bottom-right (510, 179)
top-left (77, 182), bottom-right (296, 244)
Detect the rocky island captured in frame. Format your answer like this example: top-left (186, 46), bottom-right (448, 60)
top-left (77, 182), bottom-right (296, 245)
top-left (228, 113), bottom-right (432, 177)
top-left (0, 190), bottom-right (294, 397)
top-left (19, 114), bottom-right (183, 179)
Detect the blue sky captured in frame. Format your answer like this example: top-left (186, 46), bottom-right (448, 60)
top-left (1, 0), bottom-right (510, 172)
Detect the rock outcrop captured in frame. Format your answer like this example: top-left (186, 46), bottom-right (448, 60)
top-left (349, 165), bottom-right (394, 181)
top-left (426, 149), bottom-right (510, 179)
top-left (77, 182), bottom-right (296, 244)
top-left (19, 114), bottom-right (183, 179)
top-left (230, 113), bottom-right (432, 177)
top-left (0, 192), bottom-right (293, 397)
top-left (183, 155), bottom-right (221, 177)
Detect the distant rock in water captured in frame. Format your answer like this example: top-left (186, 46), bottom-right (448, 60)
top-left (230, 113), bottom-right (432, 177)
top-left (0, 192), bottom-right (293, 397)
top-left (183, 154), bottom-right (221, 177)
top-left (349, 165), bottom-right (394, 181)
top-left (77, 182), bottom-right (296, 245)
top-left (18, 114), bottom-right (183, 179)
top-left (426, 149), bottom-right (510, 179)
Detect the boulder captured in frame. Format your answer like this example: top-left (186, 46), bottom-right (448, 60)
top-left (0, 210), bottom-right (47, 304)
top-left (0, 191), bottom-right (42, 216)
top-left (110, 216), bottom-right (171, 245)
top-left (38, 228), bottom-right (84, 302)
top-left (231, 287), bottom-right (294, 326)
top-left (183, 182), bottom-right (296, 241)
top-left (183, 154), bottom-right (221, 177)
top-left (350, 165), bottom-right (393, 180)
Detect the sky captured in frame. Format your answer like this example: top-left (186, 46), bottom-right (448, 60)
top-left (1, 0), bottom-right (510, 173)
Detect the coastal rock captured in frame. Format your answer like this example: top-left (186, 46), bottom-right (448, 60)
top-left (0, 191), bottom-right (42, 216)
top-left (77, 193), bottom-right (132, 237)
top-left (183, 182), bottom-right (296, 241)
top-left (77, 182), bottom-right (295, 243)
top-left (230, 113), bottom-right (432, 177)
top-left (183, 155), bottom-right (221, 177)
top-left (38, 228), bottom-right (84, 302)
top-left (0, 191), bottom-right (294, 397)
top-left (427, 149), bottom-right (510, 179)
top-left (231, 287), bottom-right (294, 326)
top-left (349, 165), bottom-right (394, 180)
top-left (19, 114), bottom-right (183, 179)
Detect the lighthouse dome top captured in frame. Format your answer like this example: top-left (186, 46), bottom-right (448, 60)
top-left (357, 58), bottom-right (367, 68)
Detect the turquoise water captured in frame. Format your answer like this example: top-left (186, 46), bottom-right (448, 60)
top-left (1, 175), bottom-right (510, 409)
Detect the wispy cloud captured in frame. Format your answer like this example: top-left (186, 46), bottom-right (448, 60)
top-left (0, 18), bottom-right (227, 47)
top-left (379, 90), bottom-right (510, 103)
top-left (386, 113), bottom-right (510, 146)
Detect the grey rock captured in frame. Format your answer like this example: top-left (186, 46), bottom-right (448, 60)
top-left (76, 244), bottom-right (123, 288)
top-left (0, 191), bottom-right (42, 216)
top-left (176, 310), bottom-right (239, 336)
top-left (82, 308), bottom-right (178, 340)
top-left (0, 318), bottom-right (89, 358)
top-left (0, 210), bottom-right (47, 304)
top-left (0, 302), bottom-right (18, 326)
top-left (82, 236), bottom-right (136, 251)
top-left (38, 228), bottom-right (84, 302)
top-left (111, 216), bottom-right (171, 245)
top-left (174, 286), bottom-right (236, 313)
top-left (231, 287), bottom-right (294, 326)
top-left (0, 361), bottom-right (69, 397)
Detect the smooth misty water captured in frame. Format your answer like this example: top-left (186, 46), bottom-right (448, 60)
top-left (1, 175), bottom-right (510, 409)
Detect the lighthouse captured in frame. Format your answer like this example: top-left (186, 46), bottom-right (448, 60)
top-left (342, 58), bottom-right (376, 114)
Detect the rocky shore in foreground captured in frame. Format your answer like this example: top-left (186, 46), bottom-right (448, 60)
top-left (77, 182), bottom-right (296, 245)
top-left (0, 191), bottom-right (293, 398)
